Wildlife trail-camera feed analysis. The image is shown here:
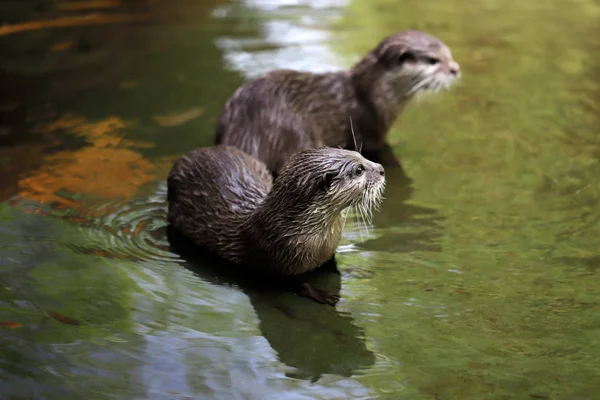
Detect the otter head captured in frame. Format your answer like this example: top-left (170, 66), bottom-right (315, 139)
top-left (352, 29), bottom-right (460, 111)
top-left (320, 149), bottom-right (386, 219)
top-left (375, 30), bottom-right (460, 97)
top-left (270, 147), bottom-right (386, 223)
top-left (252, 147), bottom-right (386, 274)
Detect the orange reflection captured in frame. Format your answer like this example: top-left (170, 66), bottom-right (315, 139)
top-left (0, 13), bottom-right (149, 37)
top-left (0, 321), bottom-right (23, 329)
top-left (19, 147), bottom-right (156, 202)
top-left (49, 40), bottom-right (75, 52)
top-left (55, 1), bottom-right (122, 11)
top-left (47, 312), bottom-right (81, 326)
top-left (16, 114), bottom-right (169, 207)
top-left (119, 80), bottom-right (139, 89)
top-left (152, 107), bottom-right (205, 127)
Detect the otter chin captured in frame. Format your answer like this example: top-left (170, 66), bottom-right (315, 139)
top-left (167, 145), bottom-right (386, 306)
top-left (216, 29), bottom-right (460, 179)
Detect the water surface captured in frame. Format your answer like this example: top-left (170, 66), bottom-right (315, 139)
top-left (1, 0), bottom-right (599, 399)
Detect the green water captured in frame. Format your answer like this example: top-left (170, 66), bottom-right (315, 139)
top-left (1, 0), bottom-right (599, 399)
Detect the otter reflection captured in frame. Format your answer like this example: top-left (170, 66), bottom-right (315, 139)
top-left (167, 227), bottom-right (376, 381)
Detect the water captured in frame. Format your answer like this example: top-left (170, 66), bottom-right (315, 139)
top-left (1, 0), bottom-right (599, 399)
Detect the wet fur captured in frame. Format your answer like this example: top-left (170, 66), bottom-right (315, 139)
top-left (167, 145), bottom-right (385, 284)
top-left (216, 29), bottom-right (460, 176)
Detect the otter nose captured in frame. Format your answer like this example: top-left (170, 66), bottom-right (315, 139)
top-left (375, 164), bottom-right (385, 177)
top-left (449, 61), bottom-right (460, 76)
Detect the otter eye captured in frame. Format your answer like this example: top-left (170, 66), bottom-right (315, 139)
top-left (354, 165), bottom-right (364, 176)
top-left (424, 56), bottom-right (439, 65)
top-left (398, 52), bottom-right (416, 64)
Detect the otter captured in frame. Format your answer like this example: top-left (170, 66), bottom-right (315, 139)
top-left (215, 29), bottom-right (460, 179)
top-left (166, 145), bottom-right (385, 306)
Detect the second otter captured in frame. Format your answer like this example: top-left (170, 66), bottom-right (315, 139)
top-left (167, 145), bottom-right (385, 306)
top-left (216, 29), bottom-right (460, 178)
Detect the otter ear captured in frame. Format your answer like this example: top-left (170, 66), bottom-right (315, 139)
top-left (322, 171), bottom-right (336, 188)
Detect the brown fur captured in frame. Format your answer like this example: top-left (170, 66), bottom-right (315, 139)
top-left (215, 30), bottom-right (460, 176)
top-left (167, 145), bottom-right (385, 281)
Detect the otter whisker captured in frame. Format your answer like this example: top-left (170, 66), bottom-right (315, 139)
top-left (358, 194), bottom-right (374, 225)
top-left (356, 208), bottom-right (369, 239)
top-left (400, 73), bottom-right (426, 95)
top-left (406, 78), bottom-right (431, 96)
top-left (367, 182), bottom-right (385, 214)
top-left (430, 79), bottom-right (443, 93)
top-left (353, 204), bottom-right (371, 239)
top-left (373, 190), bottom-right (385, 212)
top-left (344, 178), bottom-right (385, 242)
top-left (349, 116), bottom-right (360, 154)
top-left (407, 75), bottom-right (434, 96)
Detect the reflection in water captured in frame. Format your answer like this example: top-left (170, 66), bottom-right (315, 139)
top-left (361, 168), bottom-right (445, 254)
top-left (256, 293), bottom-right (375, 382)
top-left (0, 206), bottom-right (144, 399)
top-left (1, 112), bottom-right (172, 210)
top-left (152, 107), bottom-right (205, 127)
top-left (17, 114), bottom-right (164, 203)
top-left (168, 227), bottom-right (376, 382)
top-left (214, 0), bottom-right (350, 77)
top-left (0, 13), bottom-right (149, 37)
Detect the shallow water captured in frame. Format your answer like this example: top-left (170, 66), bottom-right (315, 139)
top-left (1, 0), bottom-right (599, 399)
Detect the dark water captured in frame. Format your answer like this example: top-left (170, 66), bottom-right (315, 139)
top-left (1, 0), bottom-right (599, 399)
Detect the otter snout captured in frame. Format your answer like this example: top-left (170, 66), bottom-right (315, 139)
top-left (364, 160), bottom-right (385, 181)
top-left (449, 61), bottom-right (461, 77)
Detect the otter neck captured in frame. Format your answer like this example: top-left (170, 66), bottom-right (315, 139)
top-left (251, 195), bottom-right (346, 241)
top-left (349, 52), bottom-right (411, 144)
top-left (244, 194), bottom-right (346, 275)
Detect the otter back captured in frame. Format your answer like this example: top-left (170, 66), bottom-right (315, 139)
top-left (215, 70), bottom-right (356, 175)
top-left (167, 145), bottom-right (273, 263)
top-left (215, 31), bottom-right (460, 179)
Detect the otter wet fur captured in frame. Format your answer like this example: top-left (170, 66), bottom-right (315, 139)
top-left (167, 145), bottom-right (386, 306)
top-left (215, 29), bottom-right (460, 179)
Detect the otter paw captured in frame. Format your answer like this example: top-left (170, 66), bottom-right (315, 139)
top-left (297, 283), bottom-right (340, 306)
top-left (318, 291), bottom-right (340, 306)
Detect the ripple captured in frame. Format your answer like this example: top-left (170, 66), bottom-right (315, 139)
top-left (66, 183), bottom-right (181, 264)
top-left (16, 179), bottom-right (384, 266)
